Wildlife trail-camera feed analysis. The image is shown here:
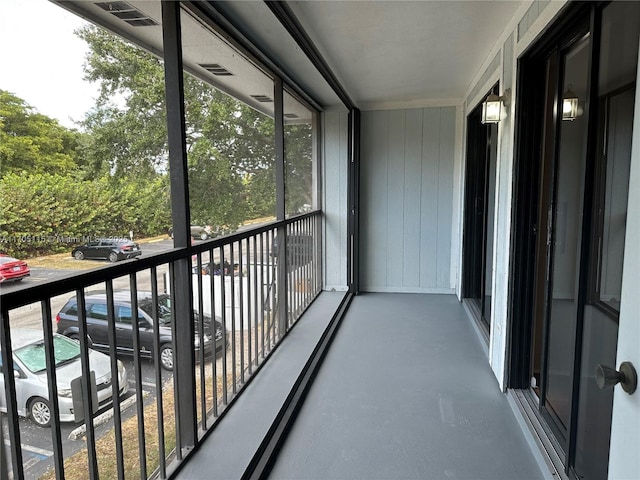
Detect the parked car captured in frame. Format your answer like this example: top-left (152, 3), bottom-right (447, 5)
top-left (56, 290), bottom-right (228, 371)
top-left (168, 225), bottom-right (213, 241)
top-left (271, 233), bottom-right (314, 267)
top-left (192, 260), bottom-right (238, 276)
top-left (0, 254), bottom-right (30, 283)
top-left (0, 329), bottom-right (128, 427)
top-left (72, 238), bottom-right (142, 262)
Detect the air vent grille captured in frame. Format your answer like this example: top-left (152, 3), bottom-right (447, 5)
top-left (95, 1), bottom-right (158, 26)
top-left (200, 63), bottom-right (233, 76)
top-left (251, 95), bottom-right (273, 103)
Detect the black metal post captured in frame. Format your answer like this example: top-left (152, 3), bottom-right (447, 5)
top-left (275, 78), bottom-right (288, 335)
top-left (348, 108), bottom-right (361, 294)
top-left (161, 0), bottom-right (197, 451)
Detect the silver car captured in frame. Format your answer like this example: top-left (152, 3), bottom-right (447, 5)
top-left (0, 329), bottom-right (128, 427)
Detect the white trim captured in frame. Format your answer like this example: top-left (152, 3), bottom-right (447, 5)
top-left (451, 105), bottom-right (464, 298)
top-left (359, 98), bottom-right (462, 112)
top-left (463, 1), bottom-right (532, 101)
top-left (466, 69), bottom-right (502, 116)
top-left (361, 287), bottom-right (456, 294)
top-left (514, 1), bottom-right (569, 59)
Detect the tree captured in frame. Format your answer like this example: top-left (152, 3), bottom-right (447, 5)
top-left (76, 24), bottom-right (315, 231)
top-left (0, 90), bottom-right (83, 177)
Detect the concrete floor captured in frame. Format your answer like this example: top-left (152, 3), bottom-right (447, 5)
top-left (268, 293), bottom-right (547, 480)
top-left (177, 292), bottom-right (548, 480)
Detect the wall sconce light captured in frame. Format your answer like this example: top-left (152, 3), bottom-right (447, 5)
top-left (481, 89), bottom-right (509, 124)
top-left (562, 84), bottom-right (579, 121)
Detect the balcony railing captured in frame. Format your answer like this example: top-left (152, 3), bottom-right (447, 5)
top-left (0, 211), bottom-right (322, 480)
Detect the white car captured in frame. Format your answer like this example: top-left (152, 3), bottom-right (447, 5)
top-left (0, 329), bottom-right (128, 427)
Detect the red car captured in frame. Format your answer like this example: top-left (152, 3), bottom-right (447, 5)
top-left (0, 255), bottom-right (30, 283)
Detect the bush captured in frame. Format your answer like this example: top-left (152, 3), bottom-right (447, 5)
top-left (0, 172), bottom-right (170, 257)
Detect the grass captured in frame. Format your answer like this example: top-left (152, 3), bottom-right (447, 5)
top-left (39, 370), bottom-right (235, 480)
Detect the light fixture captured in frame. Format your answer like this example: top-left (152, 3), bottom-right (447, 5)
top-left (562, 84), bottom-right (579, 121)
top-left (481, 90), bottom-right (509, 124)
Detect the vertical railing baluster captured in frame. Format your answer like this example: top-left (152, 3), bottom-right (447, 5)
top-left (306, 216), bottom-right (311, 306)
top-left (253, 234), bottom-right (259, 366)
top-left (0, 308), bottom-right (24, 480)
top-left (266, 230), bottom-right (272, 348)
top-left (168, 261), bottom-right (182, 460)
top-left (41, 299), bottom-right (64, 480)
top-left (105, 282), bottom-right (125, 480)
top-left (196, 253), bottom-right (206, 428)
top-left (230, 241), bottom-right (237, 394)
top-left (288, 223), bottom-right (294, 328)
top-left (259, 232), bottom-right (265, 359)
top-left (76, 289), bottom-right (99, 479)
top-left (220, 246), bottom-right (228, 405)
top-left (150, 268), bottom-right (167, 479)
top-left (129, 274), bottom-right (147, 479)
top-left (209, 248), bottom-right (218, 417)
top-left (246, 236), bottom-right (253, 375)
top-left (239, 239), bottom-right (245, 384)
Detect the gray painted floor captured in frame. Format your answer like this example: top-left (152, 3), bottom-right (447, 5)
top-left (268, 293), bottom-right (546, 480)
top-left (177, 291), bottom-right (345, 480)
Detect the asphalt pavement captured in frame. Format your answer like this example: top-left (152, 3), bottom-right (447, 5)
top-left (3, 357), bottom-right (172, 479)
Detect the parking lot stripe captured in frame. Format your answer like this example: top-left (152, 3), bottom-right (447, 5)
top-left (3, 439), bottom-right (52, 458)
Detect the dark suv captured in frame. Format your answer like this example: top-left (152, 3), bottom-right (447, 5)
top-left (72, 238), bottom-right (142, 262)
top-left (55, 291), bottom-right (227, 370)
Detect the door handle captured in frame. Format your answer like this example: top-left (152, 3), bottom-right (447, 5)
top-left (595, 362), bottom-right (637, 394)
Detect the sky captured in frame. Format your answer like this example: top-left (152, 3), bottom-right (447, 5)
top-left (0, 0), bottom-right (100, 129)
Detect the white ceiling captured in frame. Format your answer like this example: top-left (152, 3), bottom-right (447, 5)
top-left (59, 0), bottom-right (524, 112)
top-left (287, 1), bottom-right (524, 109)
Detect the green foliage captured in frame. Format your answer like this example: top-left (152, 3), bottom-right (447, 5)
top-left (0, 172), bottom-right (170, 257)
top-left (0, 24), bottom-right (317, 261)
top-left (0, 90), bottom-right (83, 176)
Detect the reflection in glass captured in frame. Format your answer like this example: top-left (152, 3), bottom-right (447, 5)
top-left (574, 3), bottom-right (639, 479)
top-left (180, 8), bottom-right (276, 236)
top-left (598, 89), bottom-right (633, 310)
top-left (545, 37), bottom-right (590, 434)
top-left (284, 91), bottom-right (316, 217)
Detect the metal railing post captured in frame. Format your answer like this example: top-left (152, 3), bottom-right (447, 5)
top-left (161, 0), bottom-right (197, 452)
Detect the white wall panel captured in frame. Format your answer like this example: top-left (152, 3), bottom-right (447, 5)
top-left (360, 107), bottom-right (456, 293)
top-left (322, 111), bottom-right (348, 291)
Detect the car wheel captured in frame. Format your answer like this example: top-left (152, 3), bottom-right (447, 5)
top-left (199, 232), bottom-right (209, 241)
top-left (74, 251), bottom-right (85, 260)
top-left (29, 397), bottom-right (52, 427)
top-left (159, 344), bottom-right (173, 371)
top-left (108, 252), bottom-right (119, 263)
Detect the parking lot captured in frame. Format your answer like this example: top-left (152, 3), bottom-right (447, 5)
top-left (1, 237), bottom-right (176, 478)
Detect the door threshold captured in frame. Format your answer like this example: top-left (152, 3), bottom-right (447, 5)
top-left (507, 389), bottom-right (570, 480)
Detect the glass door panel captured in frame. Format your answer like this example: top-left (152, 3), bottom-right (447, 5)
top-left (574, 3), bottom-right (639, 478)
top-left (543, 35), bottom-right (591, 438)
top-left (483, 124), bottom-right (497, 323)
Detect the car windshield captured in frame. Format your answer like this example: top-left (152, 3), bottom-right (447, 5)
top-left (139, 294), bottom-right (172, 325)
top-left (14, 335), bottom-right (81, 373)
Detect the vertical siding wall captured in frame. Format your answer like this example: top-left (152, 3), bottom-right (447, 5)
top-left (360, 107), bottom-right (456, 293)
top-left (322, 110), bottom-right (349, 291)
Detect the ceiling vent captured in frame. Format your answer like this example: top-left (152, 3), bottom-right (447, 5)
top-left (284, 113), bottom-right (299, 119)
top-left (95, 1), bottom-right (158, 26)
top-left (200, 64), bottom-right (233, 76)
top-left (251, 95), bottom-right (273, 103)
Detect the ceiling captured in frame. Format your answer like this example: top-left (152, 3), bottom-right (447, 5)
top-left (58, 0), bottom-right (524, 112)
top-left (218, 1), bottom-right (524, 110)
